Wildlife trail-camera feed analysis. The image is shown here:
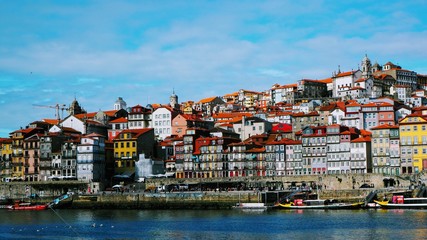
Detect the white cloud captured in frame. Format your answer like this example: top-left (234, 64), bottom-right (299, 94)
top-left (0, 1), bottom-right (427, 136)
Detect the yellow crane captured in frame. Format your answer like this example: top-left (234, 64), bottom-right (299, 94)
top-left (33, 103), bottom-right (69, 121)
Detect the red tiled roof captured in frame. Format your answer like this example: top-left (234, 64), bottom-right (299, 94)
top-left (335, 70), bottom-right (356, 78)
top-left (346, 101), bottom-right (361, 107)
top-left (110, 117), bottom-right (128, 123)
top-left (351, 136), bottom-right (371, 143)
top-left (103, 110), bottom-right (120, 117)
top-left (283, 83), bottom-right (298, 88)
top-left (198, 96), bottom-right (218, 104)
top-left (75, 112), bottom-right (97, 119)
top-left (360, 130), bottom-right (372, 137)
top-left (114, 128), bottom-right (153, 140)
top-left (43, 119), bottom-right (60, 125)
top-left (223, 92), bottom-right (239, 97)
top-left (336, 102), bottom-right (346, 111)
top-left (319, 104), bottom-right (336, 112)
top-left (212, 112), bottom-right (253, 119)
top-left (350, 86), bottom-right (365, 90)
top-left (318, 78), bottom-right (333, 84)
top-left (291, 111), bottom-right (319, 117)
top-left (371, 124), bottom-right (399, 130)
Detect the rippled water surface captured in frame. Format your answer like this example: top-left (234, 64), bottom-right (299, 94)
top-left (0, 208), bottom-right (426, 239)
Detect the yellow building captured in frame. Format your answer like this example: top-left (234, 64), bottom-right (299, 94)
top-left (399, 114), bottom-right (427, 173)
top-left (113, 128), bottom-right (155, 177)
top-left (0, 138), bottom-right (13, 181)
top-left (10, 127), bottom-right (45, 180)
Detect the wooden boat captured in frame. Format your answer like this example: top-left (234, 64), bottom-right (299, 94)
top-left (374, 195), bottom-right (427, 209)
top-left (277, 199), bottom-right (363, 210)
top-left (233, 202), bottom-right (267, 210)
top-left (8, 201), bottom-right (48, 211)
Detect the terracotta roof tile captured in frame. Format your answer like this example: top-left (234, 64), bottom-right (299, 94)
top-left (110, 117), bottom-right (128, 123)
top-left (198, 96), bottom-right (218, 104)
top-left (351, 136), bottom-right (371, 143)
top-left (371, 124), bottom-right (399, 130)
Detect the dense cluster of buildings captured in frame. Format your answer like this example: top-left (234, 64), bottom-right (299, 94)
top-left (1, 55), bottom-right (427, 192)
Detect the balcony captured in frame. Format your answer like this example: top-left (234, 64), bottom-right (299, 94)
top-left (11, 162), bottom-right (23, 167)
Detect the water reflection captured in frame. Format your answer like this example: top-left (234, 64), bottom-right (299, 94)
top-left (1, 209), bottom-right (426, 239)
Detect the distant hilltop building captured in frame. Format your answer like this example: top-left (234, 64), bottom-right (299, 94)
top-left (68, 98), bottom-right (86, 115)
top-left (169, 90), bottom-right (179, 110)
top-left (114, 97), bottom-right (127, 110)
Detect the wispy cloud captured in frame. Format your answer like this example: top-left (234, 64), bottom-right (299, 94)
top-left (0, 0), bottom-right (426, 136)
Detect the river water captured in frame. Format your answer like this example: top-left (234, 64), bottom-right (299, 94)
top-left (0, 208), bottom-right (426, 239)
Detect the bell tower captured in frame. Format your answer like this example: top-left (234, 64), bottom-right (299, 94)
top-left (361, 54), bottom-right (372, 78)
top-left (170, 89), bottom-right (179, 109)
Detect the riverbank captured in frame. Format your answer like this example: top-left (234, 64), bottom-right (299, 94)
top-left (1, 172), bottom-right (424, 209)
top-left (0, 187), bottom-right (418, 210)
top-left (64, 189), bottom-right (388, 210)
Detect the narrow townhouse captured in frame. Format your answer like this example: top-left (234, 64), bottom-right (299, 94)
top-left (301, 126), bottom-right (327, 175)
top-left (0, 138), bottom-right (12, 181)
top-left (371, 124), bottom-right (400, 175)
top-left (77, 133), bottom-right (106, 193)
top-left (399, 113), bottom-right (427, 173)
top-left (350, 135), bottom-right (372, 173)
top-left (285, 139), bottom-right (303, 175)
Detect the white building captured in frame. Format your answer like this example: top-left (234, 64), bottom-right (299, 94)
top-left (286, 140), bottom-right (302, 175)
top-left (77, 133), bottom-right (106, 190)
top-left (350, 137), bottom-right (371, 174)
top-left (152, 106), bottom-right (176, 140)
top-left (60, 115), bottom-right (86, 134)
top-left (329, 107), bottom-right (345, 125)
top-left (233, 116), bottom-right (272, 141)
top-left (333, 70), bottom-right (362, 99)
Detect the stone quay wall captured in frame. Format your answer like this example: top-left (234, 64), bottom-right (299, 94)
top-left (144, 173), bottom-right (412, 191)
top-left (72, 191), bottom-right (261, 210)
top-left (1, 173), bottom-right (424, 209)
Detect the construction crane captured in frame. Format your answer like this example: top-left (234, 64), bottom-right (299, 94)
top-left (33, 103), bottom-right (69, 121)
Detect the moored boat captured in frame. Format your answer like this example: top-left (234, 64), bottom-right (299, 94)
top-left (8, 201), bottom-right (48, 211)
top-left (233, 202), bottom-right (267, 210)
top-left (374, 195), bottom-right (427, 209)
top-left (277, 199), bottom-right (363, 210)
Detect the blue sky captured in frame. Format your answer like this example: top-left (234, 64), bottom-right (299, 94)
top-left (1, 0), bottom-right (427, 137)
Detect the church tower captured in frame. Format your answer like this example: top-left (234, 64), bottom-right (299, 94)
top-left (170, 90), bottom-right (179, 109)
top-left (361, 54), bottom-right (372, 78)
top-left (68, 98), bottom-right (85, 115)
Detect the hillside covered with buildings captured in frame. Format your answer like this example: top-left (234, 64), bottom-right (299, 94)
top-left (1, 55), bottom-right (427, 192)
